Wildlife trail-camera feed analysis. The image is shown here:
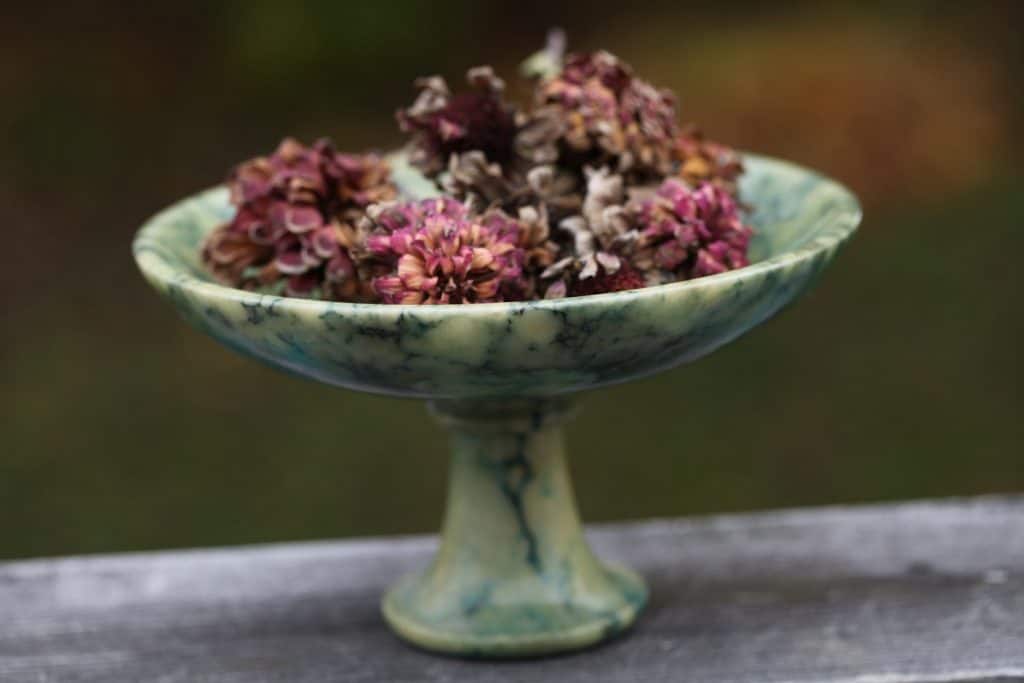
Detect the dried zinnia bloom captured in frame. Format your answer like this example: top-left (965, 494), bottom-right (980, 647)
top-left (331, 151), bottom-right (400, 217)
top-left (202, 229), bottom-right (275, 289)
top-left (567, 262), bottom-right (646, 297)
top-left (441, 150), bottom-right (582, 221)
top-left (534, 50), bottom-right (678, 179)
top-left (541, 166), bottom-right (641, 298)
top-left (399, 63), bottom-right (587, 218)
top-left (675, 126), bottom-right (745, 197)
top-left (398, 67), bottom-right (518, 177)
top-left (202, 138), bottom-right (396, 300)
top-left (440, 151), bottom-right (518, 209)
top-left (478, 204), bottom-right (559, 299)
top-left (632, 179), bottom-right (753, 280)
top-left (365, 198), bottom-right (525, 304)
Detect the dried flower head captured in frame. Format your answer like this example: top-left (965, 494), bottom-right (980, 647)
top-left (398, 67), bottom-right (518, 177)
top-left (632, 179), bottom-right (753, 280)
top-left (203, 138), bottom-right (396, 300)
top-left (203, 34), bottom-right (759, 306)
top-left (541, 166), bottom-right (641, 298)
top-left (440, 150), bottom-right (583, 222)
top-left (675, 126), bottom-right (745, 197)
top-left (567, 262), bottom-right (646, 297)
top-left (477, 204), bottom-right (559, 299)
top-left (534, 50), bottom-right (678, 178)
top-left (366, 198), bottom-right (525, 304)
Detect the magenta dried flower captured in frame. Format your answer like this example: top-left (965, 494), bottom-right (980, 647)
top-left (567, 262), bottom-right (647, 297)
top-left (632, 179), bottom-right (753, 280)
top-left (534, 50), bottom-right (678, 178)
top-left (202, 137), bottom-right (396, 300)
top-left (364, 195), bottom-right (468, 235)
top-left (202, 34), bottom-right (759, 306)
top-left (366, 198), bottom-right (525, 305)
top-left (398, 67), bottom-right (518, 177)
top-left (478, 204), bottom-right (559, 299)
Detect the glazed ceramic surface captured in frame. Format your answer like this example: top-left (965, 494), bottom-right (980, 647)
top-left (133, 154), bottom-right (860, 400)
top-left (383, 399), bottom-right (647, 656)
top-left (133, 153), bottom-right (859, 657)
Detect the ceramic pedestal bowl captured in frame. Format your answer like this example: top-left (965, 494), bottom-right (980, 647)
top-left (133, 154), bottom-right (860, 657)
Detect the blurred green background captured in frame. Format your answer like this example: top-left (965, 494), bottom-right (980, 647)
top-left (2, 2), bottom-right (1022, 560)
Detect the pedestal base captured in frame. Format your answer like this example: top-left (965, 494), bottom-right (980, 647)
top-left (381, 399), bottom-right (648, 657)
top-left (383, 563), bottom-right (646, 657)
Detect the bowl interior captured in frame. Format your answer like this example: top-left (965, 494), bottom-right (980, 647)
top-left (134, 154), bottom-right (860, 399)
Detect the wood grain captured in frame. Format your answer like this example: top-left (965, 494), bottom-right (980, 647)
top-left (2, 496), bottom-right (1022, 682)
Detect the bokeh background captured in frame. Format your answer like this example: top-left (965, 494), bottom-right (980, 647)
top-left (3, 2), bottom-right (1022, 560)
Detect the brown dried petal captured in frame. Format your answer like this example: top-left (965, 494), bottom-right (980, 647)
top-left (442, 151), bottom-right (514, 207)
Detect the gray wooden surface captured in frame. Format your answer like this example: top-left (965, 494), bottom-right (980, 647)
top-left (1, 496), bottom-right (1022, 682)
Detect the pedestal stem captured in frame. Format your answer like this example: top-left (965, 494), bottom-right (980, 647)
top-left (381, 399), bottom-right (647, 657)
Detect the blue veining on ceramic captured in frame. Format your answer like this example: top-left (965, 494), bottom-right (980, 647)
top-left (132, 152), bottom-right (859, 656)
top-left (381, 399), bottom-right (647, 656)
top-left (132, 154), bottom-right (860, 401)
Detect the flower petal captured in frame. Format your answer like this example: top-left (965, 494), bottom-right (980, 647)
top-left (545, 280), bottom-right (568, 299)
top-left (285, 272), bottom-right (319, 296)
top-left (311, 227), bottom-right (339, 259)
top-left (470, 247), bottom-right (494, 270)
top-left (595, 251), bottom-right (621, 273)
top-left (285, 206), bottom-right (323, 234)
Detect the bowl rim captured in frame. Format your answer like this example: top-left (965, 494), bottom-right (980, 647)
top-left (132, 153), bottom-right (861, 317)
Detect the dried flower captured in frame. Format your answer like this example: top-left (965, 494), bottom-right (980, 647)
top-left (399, 66), bottom-right (583, 220)
top-left (202, 228), bottom-right (275, 288)
top-left (202, 138), bottom-right (396, 300)
top-left (398, 67), bottom-right (518, 177)
top-left (331, 151), bottom-right (400, 216)
top-left (440, 150), bottom-right (583, 220)
top-left (541, 166), bottom-right (641, 298)
top-left (203, 35), bottom-right (760, 305)
top-left (675, 126), bottom-right (744, 197)
top-left (533, 50), bottom-right (678, 178)
top-left (567, 262), bottom-right (646, 297)
top-left (478, 204), bottom-right (559, 299)
top-left (632, 179), bottom-right (753, 280)
top-left (440, 151), bottom-right (517, 209)
top-left (366, 198), bottom-right (525, 304)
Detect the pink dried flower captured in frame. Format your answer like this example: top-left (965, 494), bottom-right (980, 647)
top-left (633, 179), bottom-right (753, 279)
top-left (534, 50), bottom-right (678, 178)
top-left (478, 204), bottom-right (558, 299)
top-left (203, 138), bottom-right (396, 300)
top-left (364, 195), bottom-right (468, 235)
top-left (366, 198), bottom-right (525, 304)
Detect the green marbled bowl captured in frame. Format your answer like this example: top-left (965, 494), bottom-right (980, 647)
top-left (133, 154), bottom-right (860, 657)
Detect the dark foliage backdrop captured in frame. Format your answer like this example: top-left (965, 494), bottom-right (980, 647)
top-left (2, 1), bottom-right (1022, 559)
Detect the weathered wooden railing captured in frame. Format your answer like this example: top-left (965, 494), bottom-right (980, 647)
top-left (1, 496), bottom-right (1022, 682)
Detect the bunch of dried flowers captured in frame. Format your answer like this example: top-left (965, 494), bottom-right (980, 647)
top-left (203, 32), bottom-right (753, 304)
top-left (202, 137), bottom-right (396, 300)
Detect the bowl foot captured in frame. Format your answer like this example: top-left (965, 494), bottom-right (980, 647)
top-left (382, 562), bottom-right (647, 657)
top-left (380, 398), bottom-right (647, 657)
